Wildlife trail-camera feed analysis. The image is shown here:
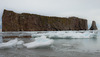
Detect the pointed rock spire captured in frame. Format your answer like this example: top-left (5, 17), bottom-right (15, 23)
top-left (89, 21), bottom-right (98, 30)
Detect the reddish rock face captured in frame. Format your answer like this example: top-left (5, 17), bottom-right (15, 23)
top-left (2, 9), bottom-right (88, 31)
top-left (89, 21), bottom-right (98, 30)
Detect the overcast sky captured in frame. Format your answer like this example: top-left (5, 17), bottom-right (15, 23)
top-left (0, 0), bottom-right (100, 29)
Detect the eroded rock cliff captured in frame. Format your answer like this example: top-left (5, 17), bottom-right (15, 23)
top-left (2, 9), bottom-right (88, 31)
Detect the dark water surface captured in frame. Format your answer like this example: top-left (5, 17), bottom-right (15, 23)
top-left (0, 30), bottom-right (100, 57)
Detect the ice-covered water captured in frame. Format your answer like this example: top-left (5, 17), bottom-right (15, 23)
top-left (0, 30), bottom-right (100, 57)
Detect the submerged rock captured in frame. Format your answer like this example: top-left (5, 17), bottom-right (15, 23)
top-left (89, 21), bottom-right (98, 30)
top-left (2, 9), bottom-right (88, 31)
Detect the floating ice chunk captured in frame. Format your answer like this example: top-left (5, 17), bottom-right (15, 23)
top-left (46, 31), bottom-right (97, 39)
top-left (17, 40), bottom-right (24, 45)
top-left (23, 36), bottom-right (54, 49)
top-left (16, 40), bottom-right (24, 48)
top-left (31, 31), bottom-right (98, 39)
top-left (0, 38), bottom-right (18, 49)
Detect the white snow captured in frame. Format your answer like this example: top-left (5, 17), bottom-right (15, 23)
top-left (23, 36), bottom-right (54, 49)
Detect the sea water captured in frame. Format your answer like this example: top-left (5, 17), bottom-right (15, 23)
top-left (0, 30), bottom-right (100, 57)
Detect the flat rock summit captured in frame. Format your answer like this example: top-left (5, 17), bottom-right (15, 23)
top-left (2, 9), bottom-right (97, 31)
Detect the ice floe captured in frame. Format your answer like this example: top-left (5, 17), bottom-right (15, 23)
top-left (16, 40), bottom-right (24, 48)
top-left (31, 31), bottom-right (98, 39)
top-left (0, 30), bottom-right (98, 49)
top-left (0, 36), bottom-right (54, 49)
top-left (23, 36), bottom-right (54, 49)
top-left (48, 31), bottom-right (97, 38)
top-left (0, 38), bottom-right (18, 49)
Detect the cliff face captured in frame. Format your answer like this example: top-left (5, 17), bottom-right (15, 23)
top-left (89, 21), bottom-right (98, 30)
top-left (2, 10), bottom-right (88, 31)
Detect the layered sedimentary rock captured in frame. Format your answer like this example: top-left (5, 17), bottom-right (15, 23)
top-left (89, 21), bottom-right (98, 30)
top-left (2, 9), bottom-right (88, 31)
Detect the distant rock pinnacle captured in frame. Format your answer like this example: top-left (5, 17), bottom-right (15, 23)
top-left (89, 21), bottom-right (98, 30)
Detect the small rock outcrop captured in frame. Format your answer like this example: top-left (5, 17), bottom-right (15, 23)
top-left (89, 21), bottom-right (98, 30)
top-left (2, 9), bottom-right (88, 31)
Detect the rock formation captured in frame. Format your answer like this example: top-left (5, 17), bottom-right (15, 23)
top-left (89, 21), bottom-right (98, 30)
top-left (2, 9), bottom-right (88, 31)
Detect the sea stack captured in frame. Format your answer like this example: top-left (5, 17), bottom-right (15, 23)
top-left (89, 21), bottom-right (98, 30)
top-left (2, 9), bottom-right (88, 31)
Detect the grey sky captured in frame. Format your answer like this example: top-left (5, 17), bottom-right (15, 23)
top-left (0, 0), bottom-right (100, 29)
